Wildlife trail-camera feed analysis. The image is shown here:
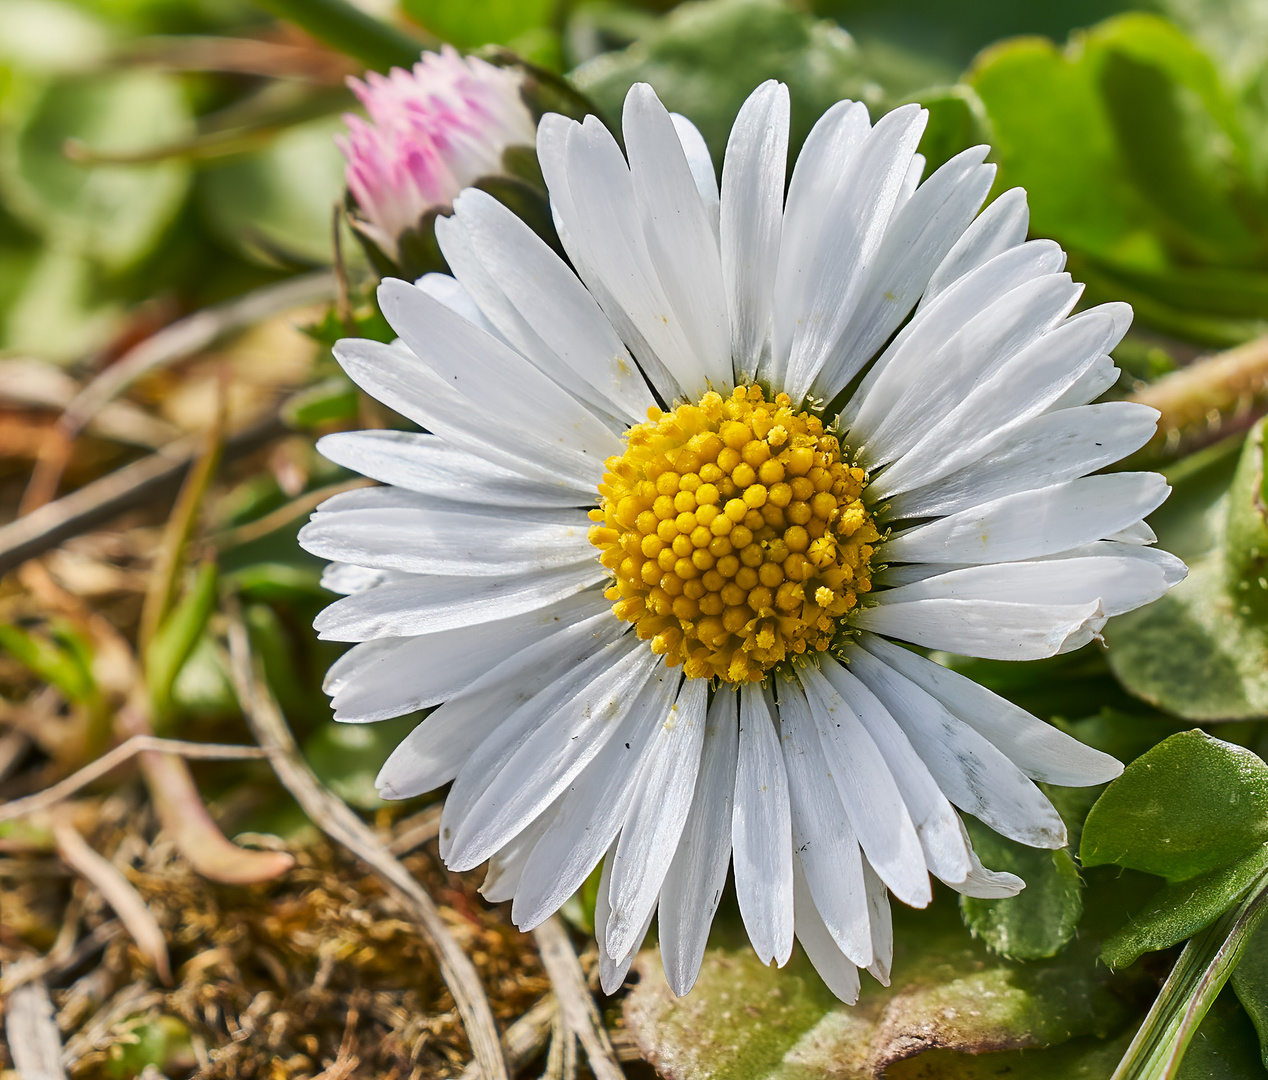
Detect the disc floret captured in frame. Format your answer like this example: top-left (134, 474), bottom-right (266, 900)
top-left (589, 386), bottom-right (879, 683)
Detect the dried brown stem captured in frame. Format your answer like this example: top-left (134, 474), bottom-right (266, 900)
top-left (224, 610), bottom-right (510, 1080)
top-left (2, 974), bottom-right (68, 1080)
top-left (18, 271), bottom-right (333, 515)
top-left (460, 996), bottom-right (558, 1080)
top-left (0, 414), bottom-right (286, 578)
top-left (0, 735), bottom-right (268, 824)
top-left (530, 916), bottom-right (624, 1080)
top-left (1129, 333), bottom-right (1268, 460)
top-left (50, 814), bottom-right (172, 985)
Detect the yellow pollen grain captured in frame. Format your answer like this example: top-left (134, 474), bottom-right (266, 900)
top-left (590, 386), bottom-right (879, 684)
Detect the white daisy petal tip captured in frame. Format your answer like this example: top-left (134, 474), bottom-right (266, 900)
top-left (304, 77), bottom-right (1188, 1004)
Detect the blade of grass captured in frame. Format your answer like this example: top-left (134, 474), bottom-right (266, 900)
top-left (252, 0), bottom-right (428, 72)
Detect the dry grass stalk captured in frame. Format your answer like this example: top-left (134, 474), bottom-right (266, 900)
top-left (224, 610), bottom-right (511, 1080)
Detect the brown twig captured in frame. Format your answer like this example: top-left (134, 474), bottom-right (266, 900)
top-left (50, 813), bottom-right (173, 985)
top-left (1129, 333), bottom-right (1268, 461)
top-left (224, 610), bottom-right (510, 1080)
top-left (212, 478), bottom-right (372, 550)
top-left (0, 414), bottom-right (287, 578)
top-left (0, 921), bottom-right (123, 996)
top-left (386, 802), bottom-right (444, 857)
top-left (19, 272), bottom-right (333, 515)
top-left (460, 996), bottom-right (558, 1080)
top-left (530, 917), bottom-right (624, 1080)
top-left (2, 974), bottom-right (68, 1080)
top-left (0, 735), bottom-right (268, 825)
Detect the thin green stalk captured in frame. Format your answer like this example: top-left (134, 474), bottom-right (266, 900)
top-left (252, 0), bottom-right (427, 73)
top-left (1112, 868), bottom-right (1268, 1080)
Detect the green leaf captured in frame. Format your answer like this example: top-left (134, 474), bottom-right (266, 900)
top-left (959, 816), bottom-right (1084, 960)
top-left (0, 621), bottom-right (96, 704)
top-left (145, 560), bottom-right (219, 727)
top-left (252, 0), bottom-right (424, 73)
top-left (303, 714), bottom-right (424, 809)
top-left (1105, 421), bottom-right (1268, 721)
top-left (912, 84), bottom-right (991, 173)
top-left (401, 0), bottom-right (554, 51)
top-left (1081, 730), bottom-right (1268, 883)
top-left (0, 0), bottom-right (111, 74)
top-left (570, 0), bottom-right (936, 163)
top-left (282, 375), bottom-right (360, 429)
top-left (1107, 873), bottom-right (1268, 1079)
top-left (1175, 987), bottom-right (1268, 1080)
top-left (1230, 918), bottom-right (1268, 1067)
top-left (4, 69), bottom-right (193, 271)
top-left (623, 904), bottom-right (1136, 1080)
top-left (196, 115), bottom-right (347, 268)
top-left (1102, 845), bottom-right (1268, 969)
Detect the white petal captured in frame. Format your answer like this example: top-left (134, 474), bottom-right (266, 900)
top-left (415, 272), bottom-right (505, 341)
top-left (1110, 519), bottom-right (1158, 545)
top-left (945, 817), bottom-right (1025, 899)
top-left (841, 239), bottom-right (1065, 433)
top-left (780, 105), bottom-right (929, 404)
top-left (921, 186), bottom-right (1030, 307)
top-left (852, 273), bottom-right (1082, 467)
top-left (884, 402), bottom-right (1160, 520)
top-left (450, 189), bottom-right (655, 425)
top-left (624, 84), bottom-right (732, 396)
top-left (792, 857), bottom-right (861, 1003)
top-left (378, 278), bottom-right (621, 467)
top-left (445, 638), bottom-right (659, 870)
top-left (871, 554), bottom-right (1172, 616)
top-left (594, 845), bottom-right (658, 994)
top-left (862, 857), bottom-right (893, 985)
top-left (671, 112), bottom-right (719, 238)
top-left (511, 666), bottom-right (680, 929)
top-left (732, 683), bottom-right (794, 966)
top-left (765, 99), bottom-right (870, 387)
top-left (314, 563), bottom-right (606, 641)
top-left (300, 505), bottom-right (594, 577)
top-left (792, 675), bottom-right (931, 907)
top-left (317, 431), bottom-right (592, 508)
top-left (538, 113), bottom-right (683, 404)
top-left (325, 591), bottom-right (608, 721)
top-left (659, 688), bottom-right (740, 997)
top-left (813, 658), bottom-right (971, 887)
top-left (845, 646), bottom-right (1068, 849)
top-left (375, 609), bottom-right (622, 799)
top-left (606, 678), bottom-right (708, 959)
top-left (856, 633), bottom-right (1123, 786)
top-left (778, 683), bottom-right (872, 966)
top-left (880, 473), bottom-right (1170, 565)
top-left (855, 596), bottom-right (1107, 660)
top-left (720, 80), bottom-right (789, 381)
top-left (481, 805), bottom-right (558, 903)
top-left (1051, 353), bottom-right (1121, 409)
top-left (559, 114), bottom-right (711, 398)
top-left (321, 562), bottom-right (391, 595)
top-left (332, 336), bottom-right (600, 492)
top-left (872, 304), bottom-right (1132, 499)
top-left (810, 146), bottom-right (995, 400)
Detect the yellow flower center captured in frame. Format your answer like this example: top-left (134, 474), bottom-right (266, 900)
top-left (588, 386), bottom-right (879, 684)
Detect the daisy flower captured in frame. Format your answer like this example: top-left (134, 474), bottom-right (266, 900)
top-left (337, 45), bottom-right (537, 261)
top-left (301, 80), bottom-right (1185, 1002)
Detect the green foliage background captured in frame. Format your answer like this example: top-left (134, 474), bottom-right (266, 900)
top-left (5, 0), bottom-right (1268, 1076)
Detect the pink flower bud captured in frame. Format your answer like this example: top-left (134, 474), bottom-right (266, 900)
top-left (336, 45), bottom-right (536, 260)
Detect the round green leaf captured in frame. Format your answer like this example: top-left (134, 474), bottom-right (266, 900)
top-left (959, 816), bottom-right (1084, 961)
top-left (4, 69), bottom-right (193, 271)
top-left (1080, 730), bottom-right (1268, 882)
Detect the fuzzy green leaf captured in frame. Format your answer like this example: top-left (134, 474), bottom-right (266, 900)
top-left (1080, 730), bottom-right (1268, 883)
top-left (1102, 844), bottom-right (1268, 969)
top-left (959, 817), bottom-right (1084, 960)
